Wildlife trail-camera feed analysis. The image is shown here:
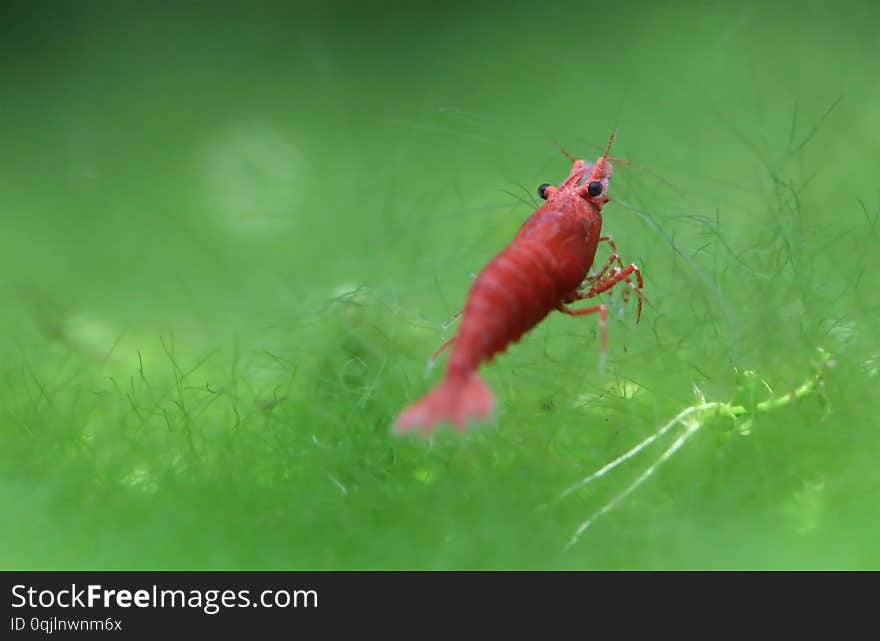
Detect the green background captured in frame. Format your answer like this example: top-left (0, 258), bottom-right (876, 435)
top-left (2, 1), bottom-right (878, 569)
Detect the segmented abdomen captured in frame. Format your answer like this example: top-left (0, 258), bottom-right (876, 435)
top-left (448, 234), bottom-right (591, 375)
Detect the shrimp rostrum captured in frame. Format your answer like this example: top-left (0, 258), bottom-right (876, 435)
top-left (394, 132), bottom-right (645, 435)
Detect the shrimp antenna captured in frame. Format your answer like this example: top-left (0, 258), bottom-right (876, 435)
top-left (601, 129), bottom-right (617, 159)
top-left (554, 140), bottom-right (578, 163)
top-left (606, 156), bottom-right (685, 197)
top-left (578, 131), bottom-right (684, 197)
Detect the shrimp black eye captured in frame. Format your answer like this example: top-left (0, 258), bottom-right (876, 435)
top-left (537, 183), bottom-right (551, 200)
top-left (587, 181), bottom-right (603, 197)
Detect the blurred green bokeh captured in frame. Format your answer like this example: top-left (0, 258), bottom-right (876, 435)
top-left (1, 1), bottom-right (878, 569)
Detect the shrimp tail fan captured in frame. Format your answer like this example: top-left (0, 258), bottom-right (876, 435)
top-left (393, 373), bottom-right (495, 435)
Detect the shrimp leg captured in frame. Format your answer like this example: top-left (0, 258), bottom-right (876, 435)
top-left (426, 310), bottom-right (463, 370)
top-left (592, 236), bottom-right (625, 277)
top-left (558, 262), bottom-right (644, 359)
top-left (557, 303), bottom-right (609, 354)
top-left (578, 263), bottom-right (645, 322)
top-left (587, 237), bottom-right (643, 309)
top-left (429, 336), bottom-right (456, 366)
top-left (588, 237), bottom-right (625, 278)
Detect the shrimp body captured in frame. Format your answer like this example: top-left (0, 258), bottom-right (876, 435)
top-left (449, 186), bottom-right (603, 374)
top-left (395, 132), bottom-right (643, 435)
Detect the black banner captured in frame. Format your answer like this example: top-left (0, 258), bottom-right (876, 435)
top-left (0, 571), bottom-right (869, 635)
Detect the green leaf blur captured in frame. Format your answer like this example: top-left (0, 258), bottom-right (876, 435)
top-left (1, 1), bottom-right (877, 569)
